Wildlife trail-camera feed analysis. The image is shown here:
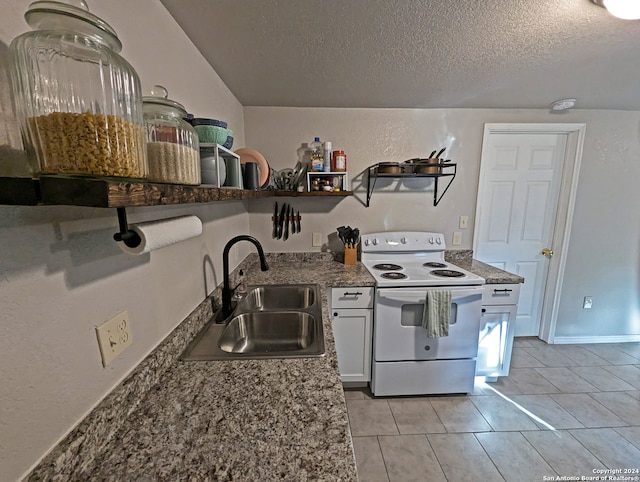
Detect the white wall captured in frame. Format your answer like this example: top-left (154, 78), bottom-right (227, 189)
top-left (2, 1), bottom-right (640, 478)
top-left (244, 107), bottom-right (640, 340)
top-left (0, 1), bottom-right (249, 480)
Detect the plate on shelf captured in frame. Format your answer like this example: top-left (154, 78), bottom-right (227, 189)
top-left (234, 148), bottom-right (270, 187)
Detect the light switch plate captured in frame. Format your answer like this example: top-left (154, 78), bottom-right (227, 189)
top-left (96, 311), bottom-right (132, 366)
top-left (459, 216), bottom-right (469, 229)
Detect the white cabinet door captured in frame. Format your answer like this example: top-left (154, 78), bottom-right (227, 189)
top-left (332, 308), bottom-right (372, 382)
top-left (476, 305), bottom-right (517, 378)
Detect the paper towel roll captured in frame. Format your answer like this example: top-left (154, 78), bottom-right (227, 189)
top-left (117, 215), bottom-right (202, 255)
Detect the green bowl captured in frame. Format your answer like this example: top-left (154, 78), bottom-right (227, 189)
top-left (194, 125), bottom-right (229, 144)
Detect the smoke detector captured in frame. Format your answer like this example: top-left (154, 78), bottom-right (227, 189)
top-left (551, 98), bottom-right (576, 111)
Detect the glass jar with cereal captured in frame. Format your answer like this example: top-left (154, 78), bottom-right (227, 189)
top-left (8, 0), bottom-right (147, 179)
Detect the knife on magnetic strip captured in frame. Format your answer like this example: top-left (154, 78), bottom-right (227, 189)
top-left (291, 204), bottom-right (296, 234)
top-left (283, 204), bottom-right (290, 240)
top-left (273, 201), bottom-right (278, 239)
top-left (278, 202), bottom-right (287, 239)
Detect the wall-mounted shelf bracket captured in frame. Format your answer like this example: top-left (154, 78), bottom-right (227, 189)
top-left (365, 163), bottom-right (457, 207)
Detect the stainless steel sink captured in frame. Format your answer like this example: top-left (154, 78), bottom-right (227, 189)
top-left (238, 285), bottom-right (315, 311)
top-left (218, 311), bottom-right (319, 354)
top-left (182, 284), bottom-right (325, 360)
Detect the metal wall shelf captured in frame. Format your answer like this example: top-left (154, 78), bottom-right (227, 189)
top-left (366, 162), bottom-right (457, 207)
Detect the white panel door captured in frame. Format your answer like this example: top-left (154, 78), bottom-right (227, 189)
top-left (475, 133), bottom-right (566, 336)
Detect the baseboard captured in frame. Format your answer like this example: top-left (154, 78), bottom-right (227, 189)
top-left (342, 381), bottom-right (368, 388)
top-left (552, 334), bottom-right (640, 344)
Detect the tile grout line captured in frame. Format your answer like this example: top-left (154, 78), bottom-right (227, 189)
top-left (374, 435), bottom-right (392, 482)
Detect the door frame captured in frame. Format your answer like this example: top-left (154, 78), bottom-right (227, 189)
top-left (473, 123), bottom-right (586, 343)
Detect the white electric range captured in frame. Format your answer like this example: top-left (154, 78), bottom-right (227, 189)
top-left (361, 231), bottom-right (485, 396)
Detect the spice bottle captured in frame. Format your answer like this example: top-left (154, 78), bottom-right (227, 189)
top-left (9, 0), bottom-right (147, 179)
top-left (332, 150), bottom-right (347, 171)
top-left (142, 85), bottom-right (200, 185)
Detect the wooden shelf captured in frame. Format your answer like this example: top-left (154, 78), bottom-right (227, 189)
top-left (274, 190), bottom-right (353, 197)
top-left (0, 177), bottom-right (40, 206)
top-left (0, 176), bottom-right (351, 208)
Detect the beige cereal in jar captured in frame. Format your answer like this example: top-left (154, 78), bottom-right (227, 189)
top-left (147, 141), bottom-right (200, 185)
top-left (29, 111), bottom-right (147, 178)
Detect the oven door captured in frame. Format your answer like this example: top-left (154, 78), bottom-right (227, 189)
top-left (374, 286), bottom-right (483, 361)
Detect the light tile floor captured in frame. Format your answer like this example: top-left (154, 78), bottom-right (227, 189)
top-left (345, 338), bottom-right (640, 482)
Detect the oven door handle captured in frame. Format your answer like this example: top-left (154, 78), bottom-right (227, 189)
top-left (377, 287), bottom-right (483, 304)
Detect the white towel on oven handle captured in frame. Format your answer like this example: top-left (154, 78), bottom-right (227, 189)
top-left (422, 289), bottom-right (452, 337)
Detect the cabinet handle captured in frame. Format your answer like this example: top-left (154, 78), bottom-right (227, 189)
top-left (343, 291), bottom-right (363, 296)
top-left (493, 289), bottom-right (513, 293)
top-left (333, 312), bottom-right (338, 317)
top-left (482, 308), bottom-right (486, 313)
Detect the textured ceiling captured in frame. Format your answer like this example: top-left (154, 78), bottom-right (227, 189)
top-left (160, 0), bottom-right (640, 110)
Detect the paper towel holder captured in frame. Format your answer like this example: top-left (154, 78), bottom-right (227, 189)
top-left (113, 207), bottom-right (142, 247)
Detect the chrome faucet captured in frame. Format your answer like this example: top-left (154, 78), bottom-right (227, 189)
top-left (222, 235), bottom-right (269, 317)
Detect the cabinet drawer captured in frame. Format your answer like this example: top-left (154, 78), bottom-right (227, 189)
top-left (482, 284), bottom-right (520, 305)
top-left (331, 287), bottom-right (374, 309)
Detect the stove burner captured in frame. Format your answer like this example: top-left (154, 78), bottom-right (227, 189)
top-left (381, 272), bottom-right (407, 280)
top-left (423, 262), bottom-right (447, 268)
top-left (373, 263), bottom-right (403, 271)
top-left (431, 269), bottom-right (465, 278)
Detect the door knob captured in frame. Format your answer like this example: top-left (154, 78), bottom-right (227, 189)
top-left (541, 247), bottom-right (554, 258)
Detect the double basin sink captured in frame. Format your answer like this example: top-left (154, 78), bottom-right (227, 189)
top-left (182, 284), bottom-right (325, 360)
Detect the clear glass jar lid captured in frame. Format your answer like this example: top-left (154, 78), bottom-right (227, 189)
top-left (25, 0), bottom-right (122, 52)
top-left (142, 85), bottom-right (188, 118)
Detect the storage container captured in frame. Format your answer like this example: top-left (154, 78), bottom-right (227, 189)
top-left (8, 0), bottom-right (147, 179)
top-left (143, 85), bottom-right (200, 185)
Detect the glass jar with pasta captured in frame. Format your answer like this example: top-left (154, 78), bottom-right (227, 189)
top-left (8, 0), bottom-right (147, 179)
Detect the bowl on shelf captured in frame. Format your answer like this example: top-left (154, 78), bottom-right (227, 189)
top-left (194, 125), bottom-right (230, 144)
top-left (190, 117), bottom-right (228, 128)
top-left (223, 135), bottom-right (234, 149)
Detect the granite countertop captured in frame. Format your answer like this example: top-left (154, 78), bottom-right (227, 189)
top-left (457, 259), bottom-right (525, 284)
top-left (29, 253), bottom-right (374, 482)
top-left (28, 251), bottom-right (520, 481)
top-left (446, 250), bottom-right (525, 284)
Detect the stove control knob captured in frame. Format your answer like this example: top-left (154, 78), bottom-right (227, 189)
top-left (436, 237), bottom-right (442, 245)
top-left (364, 239), bottom-right (369, 246)
top-left (400, 237), bottom-right (407, 244)
top-left (372, 238), bottom-right (378, 245)
top-left (428, 237), bottom-right (434, 244)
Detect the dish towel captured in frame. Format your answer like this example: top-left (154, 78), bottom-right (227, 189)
top-left (422, 290), bottom-right (452, 337)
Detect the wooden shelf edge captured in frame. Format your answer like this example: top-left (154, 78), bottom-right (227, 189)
top-left (0, 177), bottom-right (40, 206)
top-left (274, 190), bottom-right (353, 197)
top-left (0, 176), bottom-right (350, 207)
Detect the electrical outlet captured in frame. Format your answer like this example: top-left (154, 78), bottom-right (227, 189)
top-left (452, 231), bottom-right (462, 246)
top-left (459, 216), bottom-right (469, 229)
top-left (312, 232), bottom-right (323, 247)
top-left (96, 311), bottom-right (132, 366)
top-left (583, 296), bottom-right (593, 309)
top-left (233, 245), bottom-right (239, 261)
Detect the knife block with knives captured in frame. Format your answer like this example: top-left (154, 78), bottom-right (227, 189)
top-left (337, 225), bottom-right (359, 265)
top-left (343, 246), bottom-right (357, 265)
top-left (272, 202), bottom-right (301, 241)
